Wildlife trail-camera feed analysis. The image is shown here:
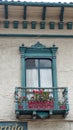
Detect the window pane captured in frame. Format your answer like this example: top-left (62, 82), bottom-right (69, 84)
top-left (26, 69), bottom-right (38, 87)
top-left (40, 69), bottom-right (52, 87)
top-left (40, 59), bottom-right (51, 67)
top-left (26, 59), bottom-right (38, 68)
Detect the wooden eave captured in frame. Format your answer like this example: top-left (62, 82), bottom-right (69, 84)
top-left (0, 1), bottom-right (73, 26)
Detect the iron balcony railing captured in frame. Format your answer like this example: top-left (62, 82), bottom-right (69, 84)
top-left (15, 87), bottom-right (69, 119)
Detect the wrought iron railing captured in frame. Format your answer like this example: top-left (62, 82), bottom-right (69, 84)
top-left (15, 87), bottom-right (69, 118)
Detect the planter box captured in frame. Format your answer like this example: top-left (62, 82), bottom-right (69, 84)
top-left (60, 105), bottom-right (66, 110)
top-left (18, 105), bottom-right (23, 109)
top-left (28, 100), bottom-right (54, 110)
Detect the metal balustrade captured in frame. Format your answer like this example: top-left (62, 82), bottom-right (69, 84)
top-left (15, 87), bottom-right (69, 119)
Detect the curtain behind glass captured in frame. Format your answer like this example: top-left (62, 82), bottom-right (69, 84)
top-left (26, 69), bottom-right (38, 87)
top-left (40, 69), bottom-right (52, 88)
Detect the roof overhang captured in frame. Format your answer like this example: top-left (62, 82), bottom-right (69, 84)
top-left (0, 1), bottom-right (73, 22)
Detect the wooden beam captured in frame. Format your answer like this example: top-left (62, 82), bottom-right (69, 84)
top-left (1, 2), bottom-right (73, 7)
top-left (0, 34), bottom-right (73, 38)
top-left (23, 6), bottom-right (27, 20)
top-left (42, 6), bottom-right (46, 20)
top-left (60, 7), bottom-right (64, 22)
top-left (4, 4), bottom-right (8, 19)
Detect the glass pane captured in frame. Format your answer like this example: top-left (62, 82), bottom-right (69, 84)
top-left (40, 69), bottom-right (52, 87)
top-left (26, 59), bottom-right (38, 68)
top-left (26, 69), bottom-right (38, 87)
top-left (40, 59), bottom-right (51, 67)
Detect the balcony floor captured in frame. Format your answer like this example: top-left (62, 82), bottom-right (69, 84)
top-left (15, 109), bottom-right (68, 119)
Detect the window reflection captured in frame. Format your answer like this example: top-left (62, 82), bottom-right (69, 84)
top-left (40, 59), bottom-right (51, 67)
top-left (26, 59), bottom-right (38, 68)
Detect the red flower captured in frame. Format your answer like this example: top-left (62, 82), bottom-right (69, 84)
top-left (39, 89), bottom-right (44, 94)
top-left (33, 90), bottom-right (39, 94)
top-left (33, 90), bottom-right (36, 93)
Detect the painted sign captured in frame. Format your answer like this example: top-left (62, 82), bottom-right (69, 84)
top-left (0, 122), bottom-right (27, 130)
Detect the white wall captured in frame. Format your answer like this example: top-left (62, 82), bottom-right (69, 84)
top-left (0, 29), bottom-right (73, 129)
top-left (0, 36), bottom-right (72, 120)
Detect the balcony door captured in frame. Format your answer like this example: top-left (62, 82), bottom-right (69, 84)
top-left (26, 58), bottom-right (52, 88)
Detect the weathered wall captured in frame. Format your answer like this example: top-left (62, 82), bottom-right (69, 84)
top-left (0, 28), bottom-right (73, 129)
top-left (28, 120), bottom-right (72, 130)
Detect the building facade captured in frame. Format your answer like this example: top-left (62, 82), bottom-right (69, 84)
top-left (0, 1), bottom-right (73, 130)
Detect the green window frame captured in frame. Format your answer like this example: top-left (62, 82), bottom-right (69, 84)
top-left (19, 42), bottom-right (58, 109)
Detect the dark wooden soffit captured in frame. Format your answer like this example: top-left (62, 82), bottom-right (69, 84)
top-left (0, 1), bottom-right (73, 22)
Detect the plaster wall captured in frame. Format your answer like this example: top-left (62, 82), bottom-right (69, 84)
top-left (0, 29), bottom-right (73, 129)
